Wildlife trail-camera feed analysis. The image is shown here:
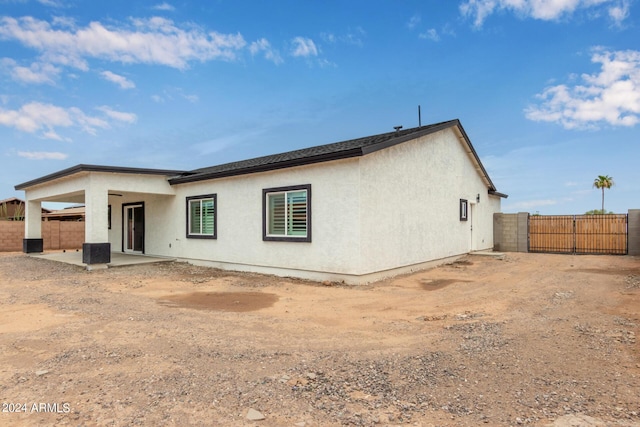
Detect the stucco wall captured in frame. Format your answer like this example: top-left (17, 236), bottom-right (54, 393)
top-left (21, 127), bottom-right (502, 282)
top-left (136, 158), bottom-right (363, 275)
top-left (25, 171), bottom-right (177, 244)
top-left (101, 129), bottom-right (501, 282)
top-left (358, 127), bottom-right (499, 274)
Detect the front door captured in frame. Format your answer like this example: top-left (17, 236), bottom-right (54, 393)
top-left (470, 202), bottom-right (476, 251)
top-left (124, 204), bottom-right (144, 253)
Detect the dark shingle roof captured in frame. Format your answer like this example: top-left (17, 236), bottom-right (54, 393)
top-left (15, 119), bottom-right (506, 198)
top-left (169, 119), bottom-right (466, 185)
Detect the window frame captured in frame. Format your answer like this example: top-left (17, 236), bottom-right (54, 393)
top-left (186, 194), bottom-right (217, 239)
top-left (262, 184), bottom-right (311, 242)
top-left (460, 199), bottom-right (468, 221)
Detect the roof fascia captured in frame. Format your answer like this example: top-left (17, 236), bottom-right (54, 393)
top-left (451, 122), bottom-right (497, 192)
top-left (489, 190), bottom-right (509, 198)
top-left (360, 120), bottom-right (459, 156)
top-left (169, 123), bottom-right (459, 186)
top-left (15, 164), bottom-right (188, 191)
top-left (169, 147), bottom-right (364, 185)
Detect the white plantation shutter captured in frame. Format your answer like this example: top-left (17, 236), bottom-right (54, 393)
top-left (267, 189), bottom-right (307, 237)
top-left (268, 193), bottom-right (286, 235)
top-left (201, 199), bottom-right (215, 234)
top-left (287, 191), bottom-right (307, 236)
top-left (188, 197), bottom-right (215, 236)
top-left (189, 200), bottom-right (202, 234)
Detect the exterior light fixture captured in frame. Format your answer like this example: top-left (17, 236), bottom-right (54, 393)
top-left (476, 193), bottom-right (480, 203)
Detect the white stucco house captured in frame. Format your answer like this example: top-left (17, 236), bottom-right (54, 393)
top-left (15, 119), bottom-right (507, 284)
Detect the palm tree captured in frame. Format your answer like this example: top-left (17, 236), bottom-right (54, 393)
top-left (593, 175), bottom-right (614, 213)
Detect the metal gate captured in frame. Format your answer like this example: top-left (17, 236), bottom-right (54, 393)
top-left (529, 214), bottom-right (628, 254)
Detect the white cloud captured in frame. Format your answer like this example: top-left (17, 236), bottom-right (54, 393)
top-left (609, 0), bottom-right (630, 24)
top-left (419, 29), bottom-right (440, 41)
top-left (407, 14), bottom-right (421, 29)
top-left (320, 28), bottom-right (365, 47)
top-left (0, 102), bottom-right (73, 133)
top-left (12, 61), bottom-right (60, 84)
top-left (37, 0), bottom-right (64, 7)
top-left (525, 48), bottom-right (640, 129)
top-left (460, 0), bottom-right (630, 27)
top-left (1, 58), bottom-right (60, 84)
top-left (41, 129), bottom-right (69, 141)
top-left (96, 106), bottom-right (137, 123)
top-left (0, 16), bottom-right (247, 70)
top-left (150, 87), bottom-right (199, 104)
top-left (69, 107), bottom-right (109, 135)
top-left (0, 101), bottom-right (135, 139)
top-left (152, 2), bottom-right (175, 11)
top-left (18, 151), bottom-right (68, 160)
top-left (100, 70), bottom-right (135, 89)
top-left (183, 94), bottom-right (198, 103)
top-left (249, 38), bottom-right (283, 65)
top-left (291, 37), bottom-right (318, 57)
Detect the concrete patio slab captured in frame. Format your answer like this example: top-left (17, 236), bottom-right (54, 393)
top-left (31, 251), bottom-right (176, 269)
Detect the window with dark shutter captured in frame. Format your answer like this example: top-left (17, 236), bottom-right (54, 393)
top-left (460, 199), bottom-right (468, 221)
top-left (263, 185), bottom-right (311, 242)
top-left (186, 194), bottom-right (217, 239)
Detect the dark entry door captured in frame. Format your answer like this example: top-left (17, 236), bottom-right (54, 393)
top-left (124, 204), bottom-right (144, 253)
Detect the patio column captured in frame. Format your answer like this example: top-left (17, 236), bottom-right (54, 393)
top-left (83, 185), bottom-right (110, 265)
top-left (23, 199), bottom-right (43, 253)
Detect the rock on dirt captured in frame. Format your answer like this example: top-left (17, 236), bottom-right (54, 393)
top-left (0, 252), bottom-right (639, 426)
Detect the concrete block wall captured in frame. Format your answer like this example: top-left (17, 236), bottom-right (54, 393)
top-left (0, 221), bottom-right (84, 252)
top-left (493, 213), bottom-right (514, 252)
top-left (59, 222), bottom-right (85, 249)
top-left (0, 221), bottom-right (25, 251)
top-left (629, 209), bottom-right (640, 256)
top-left (493, 212), bottom-right (529, 252)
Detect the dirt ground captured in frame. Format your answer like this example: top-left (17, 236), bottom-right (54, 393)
top-left (0, 252), bottom-right (639, 427)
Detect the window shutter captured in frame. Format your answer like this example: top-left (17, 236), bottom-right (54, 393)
top-left (202, 199), bottom-right (215, 234)
top-left (190, 200), bottom-right (201, 234)
top-left (287, 191), bottom-right (307, 236)
top-left (269, 193), bottom-right (286, 235)
top-left (263, 185), bottom-right (310, 242)
top-left (186, 194), bottom-right (216, 239)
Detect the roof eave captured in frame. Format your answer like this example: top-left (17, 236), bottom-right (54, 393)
top-left (15, 164), bottom-right (189, 191)
top-left (169, 147), bottom-right (364, 185)
top-left (451, 122), bottom-right (498, 192)
top-left (361, 120), bottom-right (460, 155)
top-left (489, 190), bottom-right (509, 199)
top-left (171, 121), bottom-right (463, 186)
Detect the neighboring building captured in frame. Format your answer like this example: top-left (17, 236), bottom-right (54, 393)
top-left (43, 206), bottom-right (86, 222)
top-left (0, 197), bottom-right (50, 220)
top-left (15, 119), bottom-right (507, 284)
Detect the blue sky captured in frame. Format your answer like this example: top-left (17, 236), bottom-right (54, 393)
top-left (1, 0), bottom-right (638, 214)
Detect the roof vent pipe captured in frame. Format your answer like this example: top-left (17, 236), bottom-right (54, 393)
top-left (393, 125), bottom-right (403, 135)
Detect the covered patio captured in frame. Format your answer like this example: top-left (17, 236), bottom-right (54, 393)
top-left (14, 164), bottom-right (186, 267)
